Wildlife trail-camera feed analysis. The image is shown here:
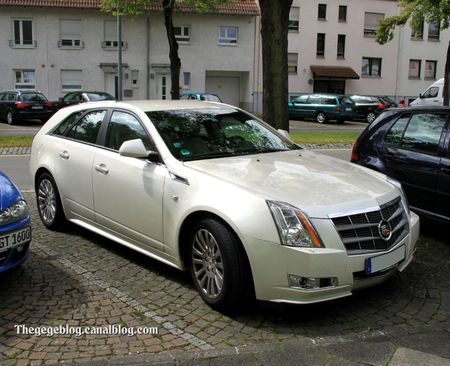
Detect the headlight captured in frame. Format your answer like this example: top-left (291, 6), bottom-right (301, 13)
top-left (267, 201), bottom-right (323, 248)
top-left (0, 200), bottom-right (29, 225)
top-left (387, 178), bottom-right (410, 214)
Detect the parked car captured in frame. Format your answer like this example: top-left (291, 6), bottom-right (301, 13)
top-left (288, 94), bottom-right (355, 123)
top-left (349, 95), bottom-right (393, 123)
top-left (410, 78), bottom-right (444, 106)
top-left (30, 100), bottom-right (419, 311)
top-left (0, 172), bottom-right (31, 273)
top-left (351, 107), bottom-right (450, 223)
top-left (54, 91), bottom-right (115, 110)
top-left (180, 92), bottom-right (222, 102)
top-left (0, 90), bottom-right (54, 125)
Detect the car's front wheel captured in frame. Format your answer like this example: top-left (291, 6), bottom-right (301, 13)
top-left (36, 173), bottom-right (66, 230)
top-left (189, 218), bottom-right (250, 311)
top-left (316, 112), bottom-right (327, 124)
top-left (366, 111), bottom-right (377, 123)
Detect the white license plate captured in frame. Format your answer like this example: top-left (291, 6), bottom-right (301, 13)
top-left (32, 106), bottom-right (43, 110)
top-left (366, 245), bottom-right (405, 274)
top-left (0, 227), bottom-right (31, 253)
top-left (346, 108), bottom-right (352, 111)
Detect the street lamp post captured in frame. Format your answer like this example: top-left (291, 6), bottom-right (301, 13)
top-left (117, 13), bottom-right (123, 101)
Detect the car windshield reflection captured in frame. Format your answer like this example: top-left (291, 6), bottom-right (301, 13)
top-left (147, 108), bottom-right (300, 161)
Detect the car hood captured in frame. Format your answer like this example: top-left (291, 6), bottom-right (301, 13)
top-left (184, 150), bottom-right (398, 218)
top-left (0, 172), bottom-right (22, 211)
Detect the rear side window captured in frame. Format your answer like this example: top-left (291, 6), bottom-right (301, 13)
top-left (321, 97), bottom-right (337, 105)
top-left (66, 110), bottom-right (106, 144)
top-left (385, 113), bottom-right (447, 155)
top-left (51, 111), bottom-right (84, 136)
top-left (401, 113), bottom-right (447, 154)
top-left (384, 115), bottom-right (411, 146)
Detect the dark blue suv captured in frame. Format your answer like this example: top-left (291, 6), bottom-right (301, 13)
top-left (351, 107), bottom-right (450, 223)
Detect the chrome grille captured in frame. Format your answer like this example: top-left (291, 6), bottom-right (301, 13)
top-left (331, 197), bottom-right (409, 255)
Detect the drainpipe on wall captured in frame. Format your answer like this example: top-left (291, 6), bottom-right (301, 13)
top-left (117, 14), bottom-right (123, 101)
top-left (146, 12), bottom-right (150, 100)
top-left (394, 26), bottom-right (402, 102)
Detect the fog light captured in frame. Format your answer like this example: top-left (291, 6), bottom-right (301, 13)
top-left (16, 245), bottom-right (24, 253)
top-left (288, 274), bottom-right (338, 290)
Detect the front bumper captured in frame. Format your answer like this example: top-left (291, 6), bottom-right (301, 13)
top-left (245, 211), bottom-right (419, 304)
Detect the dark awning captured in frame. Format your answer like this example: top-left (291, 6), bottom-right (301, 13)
top-left (310, 65), bottom-right (360, 80)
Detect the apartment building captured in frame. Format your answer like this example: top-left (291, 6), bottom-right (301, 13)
top-left (0, 0), bottom-right (258, 110)
top-left (254, 0), bottom-right (449, 109)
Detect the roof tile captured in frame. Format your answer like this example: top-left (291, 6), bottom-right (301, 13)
top-left (0, 0), bottom-right (259, 15)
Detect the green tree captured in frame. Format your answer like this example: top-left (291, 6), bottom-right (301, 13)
top-left (375, 0), bottom-right (450, 106)
top-left (259, 0), bottom-right (293, 130)
top-left (101, 0), bottom-right (228, 100)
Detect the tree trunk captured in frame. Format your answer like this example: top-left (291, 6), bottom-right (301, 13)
top-left (443, 40), bottom-right (450, 106)
top-left (259, 0), bottom-right (293, 130)
top-left (163, 0), bottom-right (181, 100)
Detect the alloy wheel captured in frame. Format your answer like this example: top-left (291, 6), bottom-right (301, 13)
top-left (191, 228), bottom-right (224, 299)
top-left (38, 179), bottom-right (57, 225)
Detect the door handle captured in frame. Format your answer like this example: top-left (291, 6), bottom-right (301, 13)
top-left (59, 151), bottom-right (69, 160)
top-left (94, 164), bottom-right (109, 175)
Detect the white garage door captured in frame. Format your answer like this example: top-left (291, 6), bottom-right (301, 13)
top-left (205, 76), bottom-right (240, 107)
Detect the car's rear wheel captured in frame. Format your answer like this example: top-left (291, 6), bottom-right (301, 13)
top-left (36, 173), bottom-right (66, 230)
top-left (366, 112), bottom-right (377, 123)
top-left (316, 112), bottom-right (327, 124)
top-left (6, 111), bottom-right (14, 125)
top-left (189, 218), bottom-right (250, 311)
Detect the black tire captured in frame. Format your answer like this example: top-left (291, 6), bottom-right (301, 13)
top-left (316, 112), bottom-right (327, 124)
top-left (36, 173), bottom-right (66, 230)
top-left (6, 110), bottom-right (14, 125)
top-left (366, 111), bottom-right (377, 123)
top-left (188, 218), bottom-right (251, 312)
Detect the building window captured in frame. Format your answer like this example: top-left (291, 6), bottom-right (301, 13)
top-left (12, 19), bottom-right (34, 47)
top-left (316, 33), bottom-right (325, 57)
top-left (425, 60), bottom-right (437, 79)
top-left (408, 59), bottom-right (421, 79)
top-left (289, 7), bottom-right (299, 32)
top-left (103, 20), bottom-right (127, 49)
top-left (428, 22), bottom-right (440, 41)
top-left (183, 72), bottom-right (191, 89)
top-left (318, 4), bottom-right (327, 20)
top-left (411, 18), bottom-right (424, 39)
top-left (61, 70), bottom-right (82, 91)
top-left (15, 70), bottom-right (35, 89)
top-left (288, 53), bottom-right (298, 74)
top-left (174, 25), bottom-right (190, 43)
top-left (337, 34), bottom-right (345, 58)
top-left (219, 26), bottom-right (238, 45)
top-left (362, 57), bottom-right (382, 77)
top-left (364, 12), bottom-right (384, 37)
top-left (338, 5), bottom-right (347, 22)
top-left (59, 19), bottom-right (82, 48)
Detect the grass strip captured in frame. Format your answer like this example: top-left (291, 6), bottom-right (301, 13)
top-left (0, 136), bottom-right (34, 148)
top-left (290, 132), bottom-right (359, 145)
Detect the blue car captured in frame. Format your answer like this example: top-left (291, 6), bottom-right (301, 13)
top-left (0, 172), bottom-right (31, 272)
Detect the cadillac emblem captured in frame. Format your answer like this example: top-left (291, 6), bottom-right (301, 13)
top-left (378, 220), bottom-right (392, 241)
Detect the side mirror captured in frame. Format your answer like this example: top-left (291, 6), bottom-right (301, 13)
top-left (58, 97), bottom-right (63, 101)
top-left (119, 139), bottom-right (159, 162)
top-left (419, 93), bottom-right (424, 99)
top-left (277, 129), bottom-right (291, 140)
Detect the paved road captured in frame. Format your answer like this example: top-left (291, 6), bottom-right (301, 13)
top-left (0, 120), bottom-right (42, 136)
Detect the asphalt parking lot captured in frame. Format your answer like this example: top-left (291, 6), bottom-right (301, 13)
top-left (0, 192), bottom-right (449, 366)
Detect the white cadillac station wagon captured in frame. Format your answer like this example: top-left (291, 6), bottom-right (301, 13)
top-left (30, 100), bottom-right (419, 311)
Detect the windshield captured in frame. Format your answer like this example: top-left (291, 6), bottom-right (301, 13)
top-left (22, 93), bottom-right (47, 102)
top-left (147, 108), bottom-right (300, 161)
